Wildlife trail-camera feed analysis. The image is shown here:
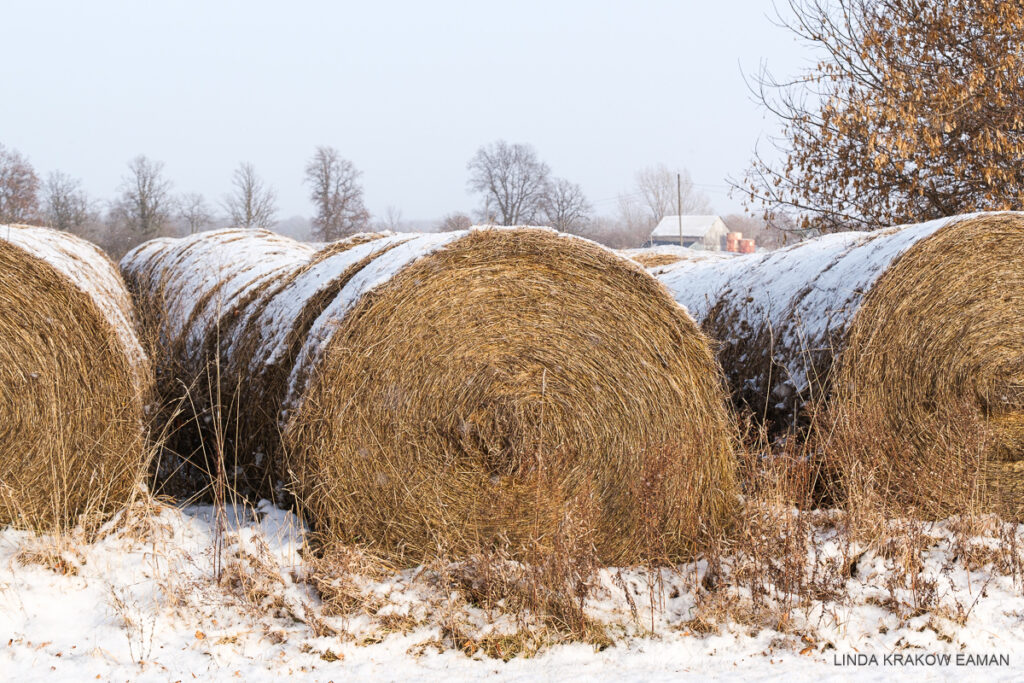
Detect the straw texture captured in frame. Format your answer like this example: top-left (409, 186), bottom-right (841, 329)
top-left (0, 224), bottom-right (151, 529)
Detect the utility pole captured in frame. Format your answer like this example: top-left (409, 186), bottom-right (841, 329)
top-left (677, 173), bottom-right (683, 246)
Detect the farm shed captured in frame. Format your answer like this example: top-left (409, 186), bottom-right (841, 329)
top-left (648, 215), bottom-right (731, 249)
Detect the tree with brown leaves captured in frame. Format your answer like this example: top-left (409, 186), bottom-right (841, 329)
top-left (743, 0), bottom-right (1024, 233)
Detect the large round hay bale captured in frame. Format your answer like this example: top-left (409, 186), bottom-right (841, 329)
top-left (123, 226), bottom-right (738, 563)
top-left (281, 228), bottom-right (737, 564)
top-left (0, 224), bottom-right (151, 529)
top-left (121, 228), bottom-right (315, 495)
top-left (658, 213), bottom-right (1024, 516)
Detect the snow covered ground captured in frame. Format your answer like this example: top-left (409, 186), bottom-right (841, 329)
top-left (3, 502), bottom-right (1024, 681)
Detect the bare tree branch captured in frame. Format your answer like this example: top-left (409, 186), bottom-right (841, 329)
top-left (304, 146), bottom-right (370, 240)
top-left (112, 155), bottom-right (173, 238)
top-left (467, 140), bottom-right (551, 225)
top-left (540, 178), bottom-right (592, 234)
top-left (177, 192), bottom-right (214, 234)
top-left (224, 162), bottom-right (277, 230)
top-left (0, 144), bottom-right (41, 225)
top-left (43, 171), bottom-right (95, 233)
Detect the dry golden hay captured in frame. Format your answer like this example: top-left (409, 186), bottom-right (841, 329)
top-left (123, 226), bottom-right (739, 564)
top-left (222, 232), bottom-right (415, 495)
top-left (635, 253), bottom-right (685, 268)
top-left (281, 227), bottom-right (738, 565)
top-left (121, 228), bottom-right (419, 497)
top-left (120, 228), bottom-right (315, 495)
top-left (0, 224), bottom-right (152, 530)
top-left (658, 213), bottom-right (1024, 517)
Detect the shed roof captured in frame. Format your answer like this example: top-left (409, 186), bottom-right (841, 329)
top-left (650, 215), bottom-right (725, 238)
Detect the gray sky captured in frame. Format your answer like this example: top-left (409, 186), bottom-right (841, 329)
top-left (2, 1), bottom-right (807, 222)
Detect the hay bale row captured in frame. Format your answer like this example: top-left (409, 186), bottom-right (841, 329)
top-left (123, 226), bottom-right (738, 564)
top-left (657, 213), bottom-right (1024, 515)
top-left (121, 228), bottom-right (316, 494)
top-left (0, 224), bottom-right (152, 529)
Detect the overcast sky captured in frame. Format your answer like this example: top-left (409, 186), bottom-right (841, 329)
top-left (2, 1), bottom-right (808, 222)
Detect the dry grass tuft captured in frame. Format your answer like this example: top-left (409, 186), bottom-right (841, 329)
top-left (304, 542), bottom-right (393, 617)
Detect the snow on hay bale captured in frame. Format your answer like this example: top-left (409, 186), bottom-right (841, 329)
top-left (124, 226), bottom-right (738, 564)
top-left (658, 213), bottom-right (1024, 515)
top-left (0, 224), bottom-right (151, 529)
top-left (222, 231), bottom-right (415, 493)
top-left (121, 228), bottom-right (316, 494)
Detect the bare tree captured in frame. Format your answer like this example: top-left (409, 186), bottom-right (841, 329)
top-left (436, 212), bottom-right (473, 231)
top-left (304, 146), bottom-right (370, 240)
top-left (380, 205), bottom-right (403, 232)
top-left (580, 214), bottom-right (648, 249)
top-left (540, 178), bottom-right (591, 234)
top-left (178, 192), bottom-right (214, 233)
top-left (112, 155), bottom-right (173, 238)
top-left (467, 140), bottom-right (551, 225)
top-left (0, 144), bottom-right (40, 224)
top-left (42, 171), bottom-right (95, 233)
top-left (630, 165), bottom-right (711, 226)
top-left (615, 192), bottom-right (656, 245)
top-left (224, 162), bottom-right (277, 229)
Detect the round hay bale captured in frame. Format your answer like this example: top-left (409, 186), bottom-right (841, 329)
top-left (282, 228), bottom-right (738, 565)
top-left (619, 245), bottom-right (733, 270)
top-left (0, 224), bottom-right (151, 529)
top-left (120, 228), bottom-right (315, 495)
top-left (658, 213), bottom-right (1024, 516)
